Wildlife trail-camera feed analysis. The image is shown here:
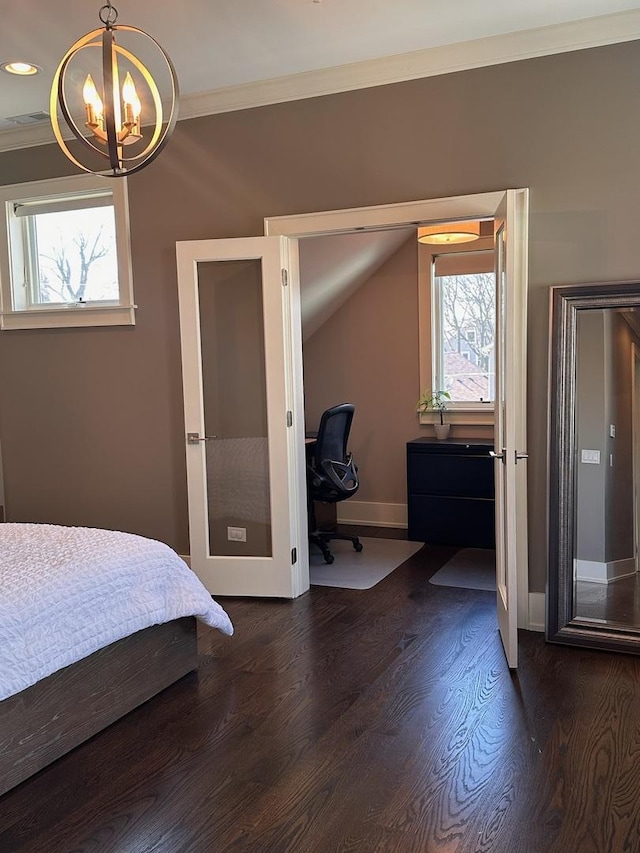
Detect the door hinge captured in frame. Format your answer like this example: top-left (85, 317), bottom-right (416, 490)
top-left (286, 410), bottom-right (293, 427)
top-left (291, 547), bottom-right (297, 565)
top-left (281, 268), bottom-right (288, 287)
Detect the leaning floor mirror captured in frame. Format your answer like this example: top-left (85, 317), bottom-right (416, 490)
top-left (548, 280), bottom-right (640, 653)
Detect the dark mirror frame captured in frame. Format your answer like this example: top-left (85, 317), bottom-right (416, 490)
top-left (548, 280), bottom-right (640, 653)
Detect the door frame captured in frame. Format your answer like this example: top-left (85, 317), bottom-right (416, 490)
top-left (265, 189), bottom-right (531, 630)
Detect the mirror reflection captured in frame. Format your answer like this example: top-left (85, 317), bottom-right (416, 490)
top-left (574, 307), bottom-right (640, 627)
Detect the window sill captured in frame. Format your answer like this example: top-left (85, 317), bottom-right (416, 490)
top-left (419, 408), bottom-right (494, 427)
top-left (0, 304), bottom-right (136, 330)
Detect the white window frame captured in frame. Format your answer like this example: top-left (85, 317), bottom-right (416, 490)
top-left (0, 174), bottom-right (135, 330)
top-left (418, 245), bottom-right (495, 426)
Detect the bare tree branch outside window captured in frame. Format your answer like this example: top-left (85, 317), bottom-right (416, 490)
top-left (40, 227), bottom-right (111, 303)
top-left (439, 272), bottom-right (496, 401)
top-left (31, 206), bottom-right (118, 305)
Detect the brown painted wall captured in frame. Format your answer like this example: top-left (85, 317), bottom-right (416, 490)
top-left (303, 238), bottom-right (420, 505)
top-left (2, 42), bottom-right (640, 590)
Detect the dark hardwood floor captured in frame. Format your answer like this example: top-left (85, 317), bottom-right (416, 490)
top-left (576, 573), bottom-right (640, 628)
top-left (3, 537), bottom-right (640, 852)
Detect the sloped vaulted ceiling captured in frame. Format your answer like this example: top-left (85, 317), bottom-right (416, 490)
top-left (299, 229), bottom-right (414, 341)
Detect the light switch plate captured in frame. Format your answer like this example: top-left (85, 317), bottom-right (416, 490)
top-left (581, 449), bottom-right (600, 464)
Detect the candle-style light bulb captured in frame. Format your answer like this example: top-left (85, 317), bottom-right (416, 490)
top-left (122, 72), bottom-right (141, 121)
top-left (83, 73), bottom-right (103, 125)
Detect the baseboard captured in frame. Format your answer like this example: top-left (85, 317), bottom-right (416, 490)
top-left (337, 501), bottom-right (407, 529)
top-left (575, 559), bottom-right (607, 583)
top-left (528, 592), bottom-right (545, 633)
top-left (179, 554), bottom-right (192, 568)
top-left (575, 557), bottom-right (636, 584)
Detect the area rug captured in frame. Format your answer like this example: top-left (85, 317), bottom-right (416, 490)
top-left (309, 537), bottom-right (423, 590)
top-left (429, 548), bottom-right (496, 591)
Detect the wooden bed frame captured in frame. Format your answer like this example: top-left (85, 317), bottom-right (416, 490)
top-left (0, 617), bottom-right (198, 797)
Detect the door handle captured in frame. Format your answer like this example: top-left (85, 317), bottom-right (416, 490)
top-left (187, 433), bottom-right (216, 444)
top-left (515, 450), bottom-right (528, 463)
top-left (490, 448), bottom-right (506, 463)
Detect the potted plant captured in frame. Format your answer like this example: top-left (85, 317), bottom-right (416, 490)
top-left (417, 389), bottom-right (451, 439)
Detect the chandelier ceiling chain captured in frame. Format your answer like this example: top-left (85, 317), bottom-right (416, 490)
top-left (99, 3), bottom-right (119, 27)
top-left (50, 1), bottom-right (179, 177)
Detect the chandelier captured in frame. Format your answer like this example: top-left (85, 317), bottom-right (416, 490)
top-left (50, 2), bottom-right (179, 177)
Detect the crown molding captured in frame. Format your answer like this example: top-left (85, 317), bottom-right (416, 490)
top-left (0, 121), bottom-right (57, 153)
top-left (2, 9), bottom-right (640, 154)
top-left (178, 9), bottom-right (640, 120)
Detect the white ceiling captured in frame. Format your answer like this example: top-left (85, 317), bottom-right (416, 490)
top-left (2, 0), bottom-right (640, 141)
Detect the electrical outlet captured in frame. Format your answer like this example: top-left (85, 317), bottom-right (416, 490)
top-left (581, 449), bottom-right (600, 464)
top-left (610, 424), bottom-right (616, 438)
top-left (227, 526), bottom-right (247, 542)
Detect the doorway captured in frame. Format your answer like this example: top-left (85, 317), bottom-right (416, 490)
top-left (177, 189), bottom-right (529, 663)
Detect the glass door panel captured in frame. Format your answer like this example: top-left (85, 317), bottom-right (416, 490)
top-left (197, 259), bottom-right (272, 558)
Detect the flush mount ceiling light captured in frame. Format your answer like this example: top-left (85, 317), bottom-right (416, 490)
top-left (417, 221), bottom-right (482, 245)
top-left (50, 1), bottom-right (179, 177)
top-left (1, 61), bottom-right (41, 76)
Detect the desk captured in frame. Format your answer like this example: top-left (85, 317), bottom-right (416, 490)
top-left (406, 438), bottom-right (495, 548)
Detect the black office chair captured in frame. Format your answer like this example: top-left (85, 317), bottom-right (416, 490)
top-left (307, 403), bottom-right (363, 564)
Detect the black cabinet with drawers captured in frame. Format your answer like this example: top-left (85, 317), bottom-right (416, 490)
top-left (406, 438), bottom-right (495, 548)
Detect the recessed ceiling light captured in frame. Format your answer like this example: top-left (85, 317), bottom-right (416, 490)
top-left (1, 61), bottom-right (41, 76)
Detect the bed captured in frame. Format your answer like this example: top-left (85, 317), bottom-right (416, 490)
top-left (0, 523), bottom-right (233, 797)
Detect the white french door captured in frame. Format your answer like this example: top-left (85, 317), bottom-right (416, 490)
top-left (492, 190), bottom-right (529, 668)
top-left (176, 236), bottom-right (308, 598)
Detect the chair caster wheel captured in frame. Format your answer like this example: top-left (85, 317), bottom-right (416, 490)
top-left (354, 542), bottom-right (363, 552)
top-left (324, 554), bottom-right (334, 564)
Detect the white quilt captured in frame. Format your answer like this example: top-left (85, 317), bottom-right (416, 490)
top-left (0, 523), bottom-right (233, 702)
